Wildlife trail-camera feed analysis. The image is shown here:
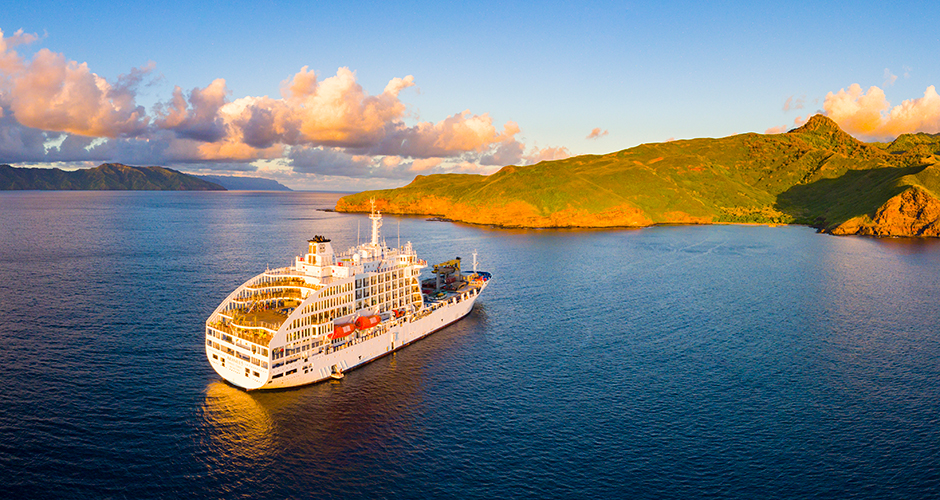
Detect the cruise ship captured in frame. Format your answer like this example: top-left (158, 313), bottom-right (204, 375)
top-left (205, 203), bottom-right (491, 390)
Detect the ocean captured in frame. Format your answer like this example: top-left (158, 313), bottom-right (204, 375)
top-left (1, 191), bottom-right (938, 498)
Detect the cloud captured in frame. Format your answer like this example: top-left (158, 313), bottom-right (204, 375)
top-left (783, 95), bottom-right (806, 112)
top-left (479, 136), bottom-right (524, 166)
top-left (883, 68), bottom-right (898, 87)
top-left (3, 28), bottom-right (39, 48)
top-left (289, 146), bottom-right (377, 177)
top-left (150, 69), bottom-right (523, 166)
top-left (363, 111), bottom-right (522, 159)
top-left (0, 29), bottom-right (569, 182)
top-left (0, 106), bottom-right (47, 162)
top-left (586, 127), bottom-right (608, 140)
top-left (410, 157), bottom-right (443, 172)
top-left (0, 29), bottom-right (39, 74)
top-left (524, 145), bottom-right (570, 164)
top-left (765, 125), bottom-right (788, 134)
top-left (0, 30), bottom-right (151, 138)
top-left (823, 84), bottom-right (940, 140)
top-left (281, 66), bottom-right (413, 147)
top-left (154, 79), bottom-right (229, 142)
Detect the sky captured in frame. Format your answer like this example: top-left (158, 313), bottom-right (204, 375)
top-left (3, 1), bottom-right (940, 190)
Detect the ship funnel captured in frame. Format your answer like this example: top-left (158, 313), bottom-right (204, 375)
top-left (307, 235), bottom-right (334, 266)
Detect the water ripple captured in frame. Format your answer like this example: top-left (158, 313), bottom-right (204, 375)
top-left (1, 193), bottom-right (939, 498)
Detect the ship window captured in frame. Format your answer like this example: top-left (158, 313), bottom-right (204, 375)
top-left (212, 354), bottom-right (218, 360)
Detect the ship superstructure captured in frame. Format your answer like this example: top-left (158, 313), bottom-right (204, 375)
top-left (205, 202), bottom-right (491, 390)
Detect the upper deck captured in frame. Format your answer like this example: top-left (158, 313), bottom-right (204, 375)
top-left (207, 202), bottom-right (429, 348)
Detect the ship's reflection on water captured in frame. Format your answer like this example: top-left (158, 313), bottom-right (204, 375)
top-left (200, 382), bottom-right (279, 471)
top-left (198, 367), bottom-right (426, 495)
top-left (196, 308), bottom-right (487, 495)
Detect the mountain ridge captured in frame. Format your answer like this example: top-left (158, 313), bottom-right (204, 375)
top-left (336, 115), bottom-right (940, 237)
top-left (0, 163), bottom-right (225, 191)
top-left (193, 174), bottom-right (292, 191)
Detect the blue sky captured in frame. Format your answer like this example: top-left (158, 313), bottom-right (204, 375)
top-left (3, 1), bottom-right (940, 190)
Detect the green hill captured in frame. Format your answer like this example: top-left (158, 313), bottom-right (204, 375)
top-left (0, 163), bottom-right (225, 191)
top-left (336, 115), bottom-right (940, 237)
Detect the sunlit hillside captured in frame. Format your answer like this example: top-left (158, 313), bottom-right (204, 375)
top-left (337, 115), bottom-right (940, 237)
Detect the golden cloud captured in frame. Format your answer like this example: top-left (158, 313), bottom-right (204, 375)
top-left (586, 127), bottom-right (608, 139)
top-left (0, 29), bottom-right (568, 176)
top-left (824, 84), bottom-right (940, 140)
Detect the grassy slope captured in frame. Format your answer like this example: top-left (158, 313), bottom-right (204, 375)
top-left (337, 115), bottom-right (940, 231)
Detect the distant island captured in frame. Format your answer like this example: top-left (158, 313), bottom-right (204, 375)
top-left (0, 163), bottom-right (224, 191)
top-left (0, 164), bottom-right (294, 192)
top-left (193, 175), bottom-right (292, 191)
top-left (336, 115), bottom-right (940, 237)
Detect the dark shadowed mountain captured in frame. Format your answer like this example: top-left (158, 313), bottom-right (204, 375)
top-left (0, 163), bottom-right (225, 191)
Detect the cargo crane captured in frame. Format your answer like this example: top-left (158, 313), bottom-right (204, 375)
top-left (432, 257), bottom-right (461, 291)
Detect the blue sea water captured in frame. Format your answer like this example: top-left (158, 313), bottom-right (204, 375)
top-left (0, 190), bottom-right (939, 499)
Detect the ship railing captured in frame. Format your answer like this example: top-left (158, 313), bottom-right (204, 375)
top-left (207, 321), bottom-right (273, 346)
top-left (248, 278), bottom-right (319, 290)
top-left (324, 324), bottom-right (386, 354)
top-left (262, 267), bottom-right (296, 276)
top-left (230, 319), bottom-right (282, 333)
top-left (233, 288), bottom-right (304, 302)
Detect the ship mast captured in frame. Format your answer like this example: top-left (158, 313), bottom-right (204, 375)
top-left (369, 198), bottom-right (382, 247)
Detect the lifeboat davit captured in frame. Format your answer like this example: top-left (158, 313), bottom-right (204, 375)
top-left (330, 323), bottom-right (355, 340)
top-left (355, 315), bottom-right (381, 330)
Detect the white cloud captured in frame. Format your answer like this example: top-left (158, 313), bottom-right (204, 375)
top-left (883, 68), bottom-right (898, 87)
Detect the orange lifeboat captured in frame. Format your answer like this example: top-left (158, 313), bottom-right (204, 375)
top-left (355, 315), bottom-right (381, 330)
top-left (330, 323), bottom-right (355, 340)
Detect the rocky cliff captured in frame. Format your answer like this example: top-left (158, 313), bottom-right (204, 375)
top-left (832, 186), bottom-right (940, 237)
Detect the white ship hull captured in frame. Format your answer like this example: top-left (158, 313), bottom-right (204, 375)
top-left (207, 288), bottom-right (481, 390)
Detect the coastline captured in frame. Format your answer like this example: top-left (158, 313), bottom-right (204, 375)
top-left (334, 205), bottom-right (826, 233)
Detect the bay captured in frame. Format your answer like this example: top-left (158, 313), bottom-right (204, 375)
top-left (1, 191), bottom-right (938, 498)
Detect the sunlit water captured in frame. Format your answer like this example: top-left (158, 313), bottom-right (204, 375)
top-left (1, 191), bottom-right (938, 498)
